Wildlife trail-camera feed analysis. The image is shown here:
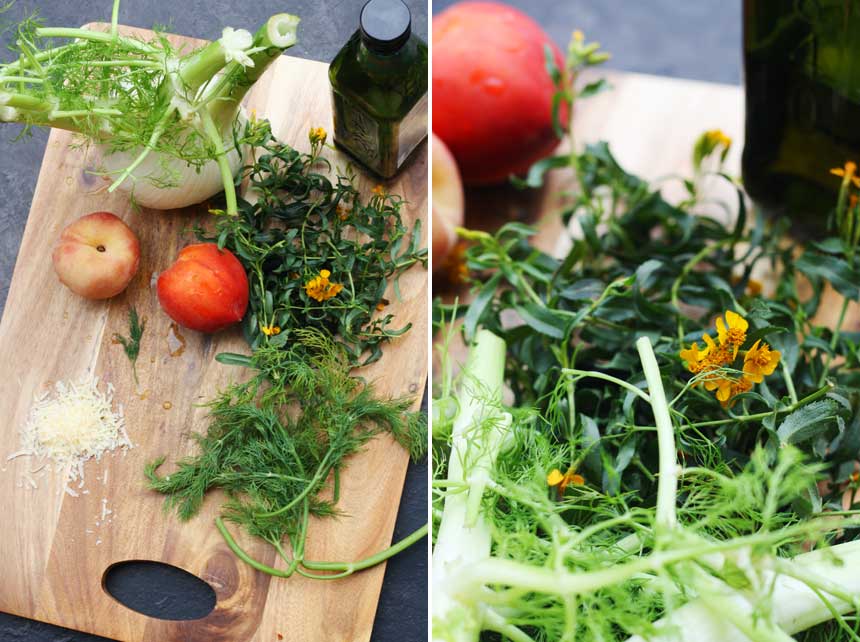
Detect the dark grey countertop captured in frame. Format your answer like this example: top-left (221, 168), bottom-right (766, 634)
top-left (0, 1), bottom-right (427, 641)
top-left (433, 0), bottom-right (742, 85)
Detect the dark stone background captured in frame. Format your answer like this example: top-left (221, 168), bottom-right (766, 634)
top-left (434, 0), bottom-right (742, 85)
top-left (0, 1), bottom-right (426, 641)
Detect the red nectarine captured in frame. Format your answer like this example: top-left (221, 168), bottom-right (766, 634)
top-left (157, 243), bottom-right (249, 333)
top-left (433, 2), bottom-right (567, 185)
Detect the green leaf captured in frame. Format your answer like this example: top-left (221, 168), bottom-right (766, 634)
top-left (579, 78), bottom-right (609, 99)
top-left (558, 279), bottom-right (604, 302)
top-left (635, 259), bottom-right (663, 290)
top-left (511, 155), bottom-right (570, 190)
top-left (776, 400), bottom-right (838, 445)
top-left (463, 274), bottom-right (501, 342)
top-left (513, 303), bottom-right (566, 339)
top-left (795, 252), bottom-right (860, 300)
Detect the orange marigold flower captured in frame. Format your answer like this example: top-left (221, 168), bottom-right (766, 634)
top-left (304, 269), bottom-right (344, 302)
top-left (547, 467), bottom-right (585, 493)
top-left (702, 332), bottom-right (733, 367)
top-left (743, 339), bottom-right (781, 383)
top-left (716, 310), bottom-right (748, 358)
top-left (680, 341), bottom-right (710, 374)
top-left (308, 126), bottom-right (327, 145)
top-left (260, 324), bottom-right (281, 336)
top-left (831, 161), bottom-right (860, 188)
top-left (371, 184), bottom-right (386, 197)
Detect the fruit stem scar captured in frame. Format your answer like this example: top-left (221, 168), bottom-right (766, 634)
top-left (96, 245), bottom-right (106, 252)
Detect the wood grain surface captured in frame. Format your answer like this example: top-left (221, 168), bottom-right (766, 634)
top-left (0, 26), bottom-right (427, 642)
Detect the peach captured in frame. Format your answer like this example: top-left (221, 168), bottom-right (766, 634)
top-left (52, 212), bottom-right (140, 299)
top-left (432, 133), bottom-right (465, 268)
top-left (433, 2), bottom-right (568, 185)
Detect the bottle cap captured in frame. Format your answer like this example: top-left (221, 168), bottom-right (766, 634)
top-left (360, 0), bottom-right (411, 54)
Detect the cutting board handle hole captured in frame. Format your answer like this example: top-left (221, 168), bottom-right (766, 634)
top-left (102, 560), bottom-right (217, 621)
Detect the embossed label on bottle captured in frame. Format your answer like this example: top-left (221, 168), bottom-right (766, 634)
top-left (397, 93), bottom-right (428, 167)
top-left (332, 91), bottom-right (382, 171)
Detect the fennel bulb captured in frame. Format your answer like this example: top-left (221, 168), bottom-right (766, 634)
top-left (0, 1), bottom-right (299, 215)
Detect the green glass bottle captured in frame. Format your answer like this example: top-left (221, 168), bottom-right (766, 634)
top-left (329, 0), bottom-right (428, 179)
top-left (743, 0), bottom-right (860, 236)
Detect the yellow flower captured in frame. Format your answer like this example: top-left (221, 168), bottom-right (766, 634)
top-left (573, 29), bottom-right (585, 43)
top-left (304, 268), bottom-right (344, 302)
top-left (547, 467), bottom-right (585, 492)
top-left (716, 310), bottom-right (748, 358)
top-left (743, 339), bottom-right (781, 383)
top-left (680, 341), bottom-right (710, 374)
top-left (260, 324), bottom-right (281, 336)
top-left (701, 332), bottom-right (732, 368)
top-left (703, 374), bottom-right (752, 408)
top-left (309, 126), bottom-right (327, 145)
top-left (831, 161), bottom-right (860, 188)
top-left (371, 184), bottom-right (386, 197)
top-left (705, 129), bottom-right (732, 149)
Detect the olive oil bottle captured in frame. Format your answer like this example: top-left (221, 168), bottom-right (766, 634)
top-left (329, 0), bottom-right (428, 179)
top-left (743, 0), bottom-right (860, 236)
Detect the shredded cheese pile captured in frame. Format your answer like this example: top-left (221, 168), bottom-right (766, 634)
top-left (7, 378), bottom-right (132, 496)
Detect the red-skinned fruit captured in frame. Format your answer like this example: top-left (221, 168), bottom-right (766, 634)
top-left (157, 243), bottom-right (249, 333)
top-left (433, 1), bottom-right (568, 185)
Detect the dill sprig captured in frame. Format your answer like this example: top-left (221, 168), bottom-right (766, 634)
top-left (146, 329), bottom-right (426, 576)
top-left (113, 306), bottom-right (144, 384)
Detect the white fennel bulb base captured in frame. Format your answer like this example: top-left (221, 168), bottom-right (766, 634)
top-left (99, 115), bottom-right (247, 211)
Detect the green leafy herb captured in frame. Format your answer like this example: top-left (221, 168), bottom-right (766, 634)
top-left (197, 121), bottom-right (427, 365)
top-left (113, 306), bottom-right (144, 384)
top-left (432, 29), bottom-right (860, 641)
top-left (148, 329), bottom-right (426, 579)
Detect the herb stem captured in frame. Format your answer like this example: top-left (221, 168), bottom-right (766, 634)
top-left (670, 238), bottom-right (732, 341)
top-left (781, 360), bottom-right (799, 406)
top-left (200, 108), bottom-right (239, 216)
top-left (562, 368), bottom-right (650, 404)
top-left (685, 384), bottom-right (831, 429)
top-left (106, 107), bottom-right (172, 193)
top-left (255, 450), bottom-right (333, 518)
top-left (35, 27), bottom-right (157, 55)
top-left (818, 297), bottom-right (851, 388)
top-left (302, 523), bottom-right (429, 573)
top-left (216, 517), bottom-right (428, 579)
top-left (636, 336), bottom-right (677, 532)
top-left (215, 517), bottom-right (292, 577)
top-left (110, 0), bottom-right (120, 37)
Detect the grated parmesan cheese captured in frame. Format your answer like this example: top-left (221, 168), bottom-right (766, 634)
top-left (7, 378), bottom-right (132, 496)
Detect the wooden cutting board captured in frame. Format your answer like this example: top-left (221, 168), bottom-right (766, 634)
top-left (0, 25), bottom-right (427, 642)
